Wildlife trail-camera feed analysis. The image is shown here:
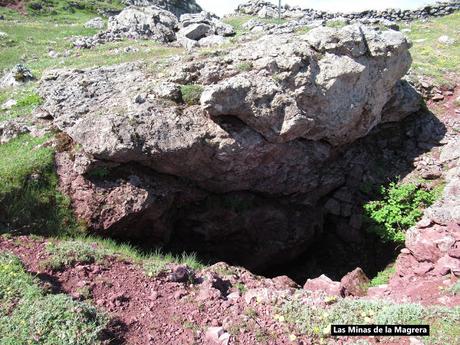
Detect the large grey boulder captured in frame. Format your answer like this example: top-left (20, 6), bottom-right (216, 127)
top-left (178, 23), bottom-right (211, 40)
top-left (201, 25), bottom-right (418, 145)
top-left (179, 11), bottom-right (235, 37)
top-left (107, 6), bottom-right (178, 42)
top-left (176, 12), bottom-right (235, 48)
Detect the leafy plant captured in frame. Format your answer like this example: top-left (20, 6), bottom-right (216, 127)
top-left (180, 84), bottom-right (204, 106)
top-left (363, 182), bottom-right (437, 243)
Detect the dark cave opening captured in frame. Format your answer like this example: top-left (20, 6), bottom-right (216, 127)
top-left (158, 210), bottom-right (401, 285)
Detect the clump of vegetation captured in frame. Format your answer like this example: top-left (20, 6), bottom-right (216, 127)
top-left (369, 265), bottom-right (396, 287)
top-left (236, 61), bottom-right (253, 72)
top-left (144, 250), bottom-right (204, 277)
top-left (0, 253), bottom-right (108, 345)
top-left (363, 182), bottom-right (438, 243)
top-left (180, 84), bottom-right (204, 106)
top-left (279, 294), bottom-right (460, 344)
top-left (325, 19), bottom-right (348, 28)
top-left (0, 135), bottom-right (83, 236)
top-left (42, 240), bottom-right (107, 270)
top-left (448, 280), bottom-right (460, 296)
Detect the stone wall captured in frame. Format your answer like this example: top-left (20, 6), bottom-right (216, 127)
top-left (235, 0), bottom-right (460, 22)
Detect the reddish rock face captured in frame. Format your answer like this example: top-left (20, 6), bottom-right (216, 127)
top-left (340, 268), bottom-right (370, 297)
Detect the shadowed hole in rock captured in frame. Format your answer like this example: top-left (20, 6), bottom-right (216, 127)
top-left (103, 107), bottom-right (446, 285)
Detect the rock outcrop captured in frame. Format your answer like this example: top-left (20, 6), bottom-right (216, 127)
top-left (177, 11), bottom-right (235, 48)
top-left (0, 64), bottom-right (35, 89)
top-left (40, 25), bottom-right (421, 268)
top-left (72, 7), bottom-right (234, 49)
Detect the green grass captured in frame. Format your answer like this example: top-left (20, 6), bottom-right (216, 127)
top-left (448, 280), bottom-right (460, 296)
top-left (180, 84), bottom-right (204, 106)
top-left (0, 0), bottom-right (123, 22)
top-left (223, 15), bottom-right (254, 35)
top-left (280, 294), bottom-right (460, 344)
top-left (325, 19), bottom-right (348, 28)
top-left (369, 265), bottom-right (396, 287)
top-left (42, 240), bottom-right (108, 270)
top-left (0, 19), bottom-right (183, 78)
top-left (363, 182), bottom-right (438, 243)
top-left (223, 15), bottom-right (287, 36)
top-left (40, 235), bottom-right (206, 277)
top-left (0, 134), bottom-right (83, 235)
top-left (0, 252), bottom-right (108, 345)
top-left (0, 85), bottom-right (42, 123)
top-left (404, 12), bottom-right (460, 85)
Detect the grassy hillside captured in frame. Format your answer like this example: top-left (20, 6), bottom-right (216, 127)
top-left (0, 0), bottom-right (124, 21)
top-left (403, 12), bottom-right (460, 85)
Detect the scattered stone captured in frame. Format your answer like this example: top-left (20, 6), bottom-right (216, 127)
top-left (236, 0), bottom-right (460, 22)
top-left (1, 99), bottom-right (17, 110)
top-left (0, 64), bottom-right (35, 88)
top-left (168, 265), bottom-right (194, 283)
top-left (84, 17), bottom-right (105, 30)
top-left (304, 274), bottom-right (341, 296)
top-left (0, 120), bottom-right (30, 144)
top-left (178, 23), bottom-right (211, 40)
top-left (421, 166), bottom-right (442, 180)
top-left (438, 35), bottom-right (455, 45)
top-left (340, 268), bottom-right (370, 297)
top-left (432, 93), bottom-right (445, 102)
top-left (176, 11), bottom-right (235, 49)
top-left (48, 50), bottom-right (60, 59)
top-left (205, 326), bottom-right (230, 345)
top-left (198, 35), bottom-right (227, 47)
top-left (0, 31), bottom-right (7, 39)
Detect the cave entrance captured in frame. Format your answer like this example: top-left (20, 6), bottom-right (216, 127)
top-left (159, 211), bottom-right (400, 285)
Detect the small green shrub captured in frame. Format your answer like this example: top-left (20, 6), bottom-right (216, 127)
top-left (236, 62), bottom-right (253, 72)
top-left (144, 250), bottom-right (204, 278)
top-left (369, 265), bottom-right (396, 287)
top-left (43, 240), bottom-right (107, 270)
top-left (180, 84), bottom-right (204, 106)
top-left (363, 182), bottom-right (437, 243)
top-left (16, 91), bottom-right (43, 108)
top-left (0, 253), bottom-right (107, 345)
top-left (326, 19), bottom-right (348, 28)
